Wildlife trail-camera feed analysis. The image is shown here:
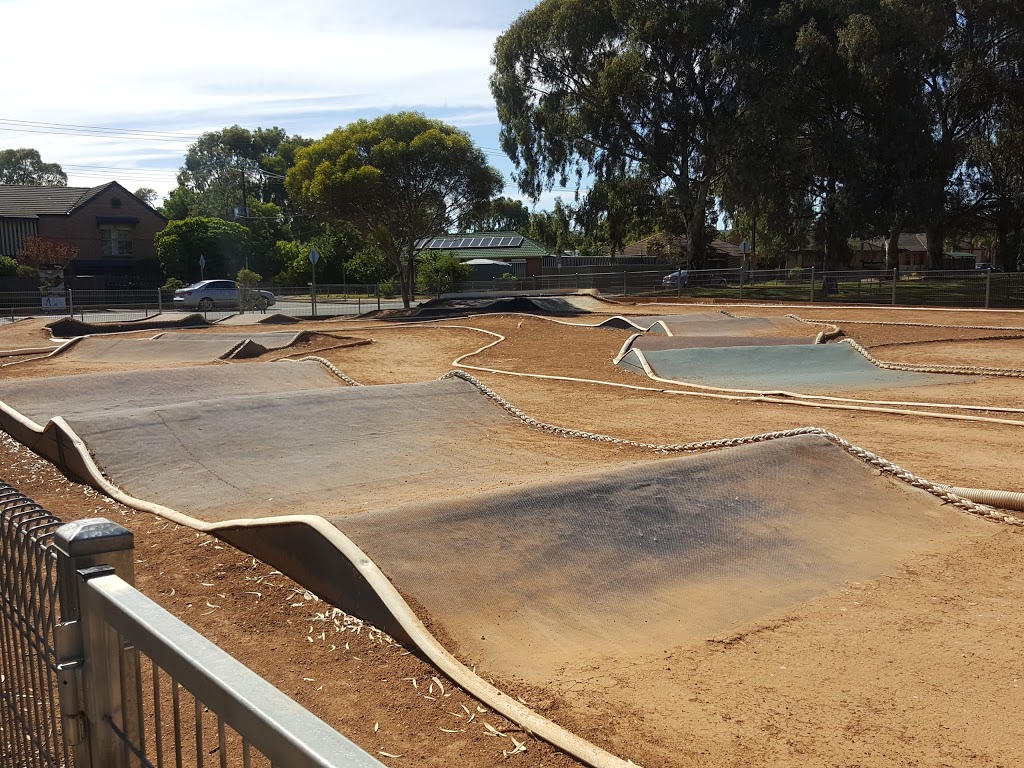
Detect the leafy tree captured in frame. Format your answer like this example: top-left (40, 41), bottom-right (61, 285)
top-left (154, 217), bottom-right (252, 282)
top-left (0, 255), bottom-right (19, 278)
top-left (133, 187), bottom-right (159, 206)
top-left (465, 196), bottom-right (530, 232)
top-left (167, 126), bottom-right (311, 222)
top-left (159, 186), bottom-right (201, 220)
top-left (417, 250), bottom-right (472, 294)
top-left (492, 0), bottom-right (749, 268)
top-left (345, 248), bottom-right (396, 284)
top-left (286, 112), bottom-right (503, 307)
top-left (0, 148), bottom-right (67, 185)
top-left (235, 268), bottom-right (265, 310)
top-left (17, 236), bottom-right (79, 269)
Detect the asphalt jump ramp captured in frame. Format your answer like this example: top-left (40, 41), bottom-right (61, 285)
top-left (0, 364), bottom-right (1002, 767)
top-left (60, 331), bottom-right (306, 363)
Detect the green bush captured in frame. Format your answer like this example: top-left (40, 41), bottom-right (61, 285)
top-left (162, 277), bottom-right (186, 291)
top-left (0, 255), bottom-right (18, 278)
top-left (417, 250), bottom-right (471, 294)
top-left (236, 268), bottom-right (266, 311)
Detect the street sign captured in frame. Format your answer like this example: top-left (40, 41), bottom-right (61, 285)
top-left (308, 248), bottom-right (321, 265)
top-left (739, 240), bottom-right (751, 254)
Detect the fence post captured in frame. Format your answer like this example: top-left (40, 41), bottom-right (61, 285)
top-left (53, 519), bottom-right (139, 768)
top-left (985, 269), bottom-right (991, 309)
top-left (575, 273), bottom-right (579, 290)
top-left (810, 267), bottom-right (815, 303)
top-left (67, 289), bottom-right (74, 318)
top-left (892, 268), bottom-right (898, 305)
top-left (157, 289), bottom-right (162, 313)
top-left (623, 271), bottom-right (628, 297)
top-left (376, 283), bottom-right (381, 311)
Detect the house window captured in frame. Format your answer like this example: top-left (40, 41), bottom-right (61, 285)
top-left (100, 224), bottom-right (134, 257)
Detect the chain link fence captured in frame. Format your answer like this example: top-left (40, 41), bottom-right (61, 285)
top-left (2, 270), bottom-right (1021, 325)
top-left (456, 267), bottom-right (1024, 309)
top-left (0, 284), bottom-right (401, 325)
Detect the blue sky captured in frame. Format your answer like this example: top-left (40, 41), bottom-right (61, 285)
top-left (0, 0), bottom-right (579, 210)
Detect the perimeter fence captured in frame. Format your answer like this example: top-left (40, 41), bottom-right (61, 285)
top-left (0, 284), bottom-right (391, 325)
top-left (457, 267), bottom-right (1024, 309)
top-left (2, 269), bottom-right (1021, 325)
top-left (0, 483), bottom-right (382, 768)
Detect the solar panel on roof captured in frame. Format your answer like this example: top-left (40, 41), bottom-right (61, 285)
top-left (429, 238), bottom-right (444, 249)
top-left (481, 237), bottom-right (495, 247)
top-left (458, 238), bottom-right (473, 248)
top-left (468, 238), bottom-right (482, 247)
top-left (511, 236), bottom-right (524, 247)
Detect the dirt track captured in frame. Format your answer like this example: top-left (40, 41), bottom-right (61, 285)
top-left (2, 301), bottom-right (1024, 767)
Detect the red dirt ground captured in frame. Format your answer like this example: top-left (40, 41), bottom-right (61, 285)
top-left (2, 301), bottom-right (1023, 767)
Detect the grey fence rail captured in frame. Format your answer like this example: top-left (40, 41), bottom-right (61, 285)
top-left (0, 284), bottom-right (399, 325)
top-left (1, 487), bottom-right (382, 768)
top-left (2, 270), bottom-right (1021, 325)
top-left (458, 267), bottom-right (1024, 309)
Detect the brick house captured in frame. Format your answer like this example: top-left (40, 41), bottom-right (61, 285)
top-left (0, 182), bottom-right (166, 284)
top-left (618, 233), bottom-right (745, 268)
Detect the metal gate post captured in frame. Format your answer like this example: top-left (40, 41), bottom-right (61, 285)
top-left (892, 268), bottom-right (898, 305)
top-left (157, 288), bottom-right (163, 313)
top-left (53, 519), bottom-right (139, 768)
top-left (810, 267), bottom-right (815, 303)
top-left (985, 270), bottom-right (991, 308)
top-left (67, 289), bottom-right (74, 318)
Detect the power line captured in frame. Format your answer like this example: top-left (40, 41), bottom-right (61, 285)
top-left (0, 118), bottom-right (198, 142)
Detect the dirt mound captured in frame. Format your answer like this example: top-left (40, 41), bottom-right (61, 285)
top-left (47, 313), bottom-right (211, 338)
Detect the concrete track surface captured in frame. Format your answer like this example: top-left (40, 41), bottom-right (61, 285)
top-left (618, 341), bottom-right (964, 392)
top-left (334, 433), bottom-right (990, 681)
top-left (0, 367), bottom-right (608, 521)
top-left (0, 358), bottom-right (1004, 767)
top-left (60, 331), bottom-right (305, 362)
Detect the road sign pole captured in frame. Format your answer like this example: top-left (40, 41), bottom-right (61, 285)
top-left (308, 248), bottom-right (321, 318)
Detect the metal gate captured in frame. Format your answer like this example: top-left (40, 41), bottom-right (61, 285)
top-left (1, 481), bottom-right (382, 768)
top-left (0, 481), bottom-right (69, 768)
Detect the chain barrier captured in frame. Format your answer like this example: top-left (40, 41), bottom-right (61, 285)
top-left (440, 370), bottom-right (1022, 528)
top-left (291, 355), bottom-right (363, 386)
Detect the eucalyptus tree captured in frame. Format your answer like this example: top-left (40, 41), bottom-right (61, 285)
top-left (492, 0), bottom-right (752, 268)
top-left (286, 112), bottom-right (503, 307)
top-left (0, 148), bottom-right (66, 186)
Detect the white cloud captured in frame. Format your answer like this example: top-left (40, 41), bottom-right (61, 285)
top-left (0, 0), bottom-right (552, 205)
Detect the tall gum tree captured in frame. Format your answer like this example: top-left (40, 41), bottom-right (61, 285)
top-left (491, 0), bottom-right (746, 268)
top-left (286, 113), bottom-right (503, 307)
top-left (0, 148), bottom-right (67, 186)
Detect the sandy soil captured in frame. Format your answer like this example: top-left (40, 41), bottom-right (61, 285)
top-left (2, 301), bottom-right (1024, 767)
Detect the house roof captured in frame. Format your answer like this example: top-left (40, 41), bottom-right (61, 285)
top-left (415, 231), bottom-right (549, 261)
top-left (619, 233), bottom-right (743, 259)
top-left (0, 182), bottom-right (117, 217)
top-left (860, 233), bottom-right (930, 252)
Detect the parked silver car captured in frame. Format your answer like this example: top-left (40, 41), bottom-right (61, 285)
top-left (173, 280), bottom-right (276, 311)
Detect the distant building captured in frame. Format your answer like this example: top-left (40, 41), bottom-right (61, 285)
top-left (0, 182), bottom-right (166, 283)
top-left (617, 233), bottom-right (745, 268)
top-left (415, 232), bottom-right (549, 278)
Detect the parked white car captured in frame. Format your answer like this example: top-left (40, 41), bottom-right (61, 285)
top-left (173, 280), bottom-right (276, 311)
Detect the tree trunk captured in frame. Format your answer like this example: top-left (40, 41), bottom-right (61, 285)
top-left (884, 212), bottom-right (906, 271)
top-left (924, 220), bottom-right (945, 270)
top-left (685, 177), bottom-right (713, 269)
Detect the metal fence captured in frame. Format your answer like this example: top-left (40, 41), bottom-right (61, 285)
top-left (0, 284), bottom-right (398, 325)
top-left (1, 487), bottom-right (382, 768)
top-left (0, 482), bottom-right (69, 768)
top-left (457, 267), bottom-right (1024, 309)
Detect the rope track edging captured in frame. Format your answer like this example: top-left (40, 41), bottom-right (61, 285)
top-left (440, 370), bottom-right (1023, 527)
